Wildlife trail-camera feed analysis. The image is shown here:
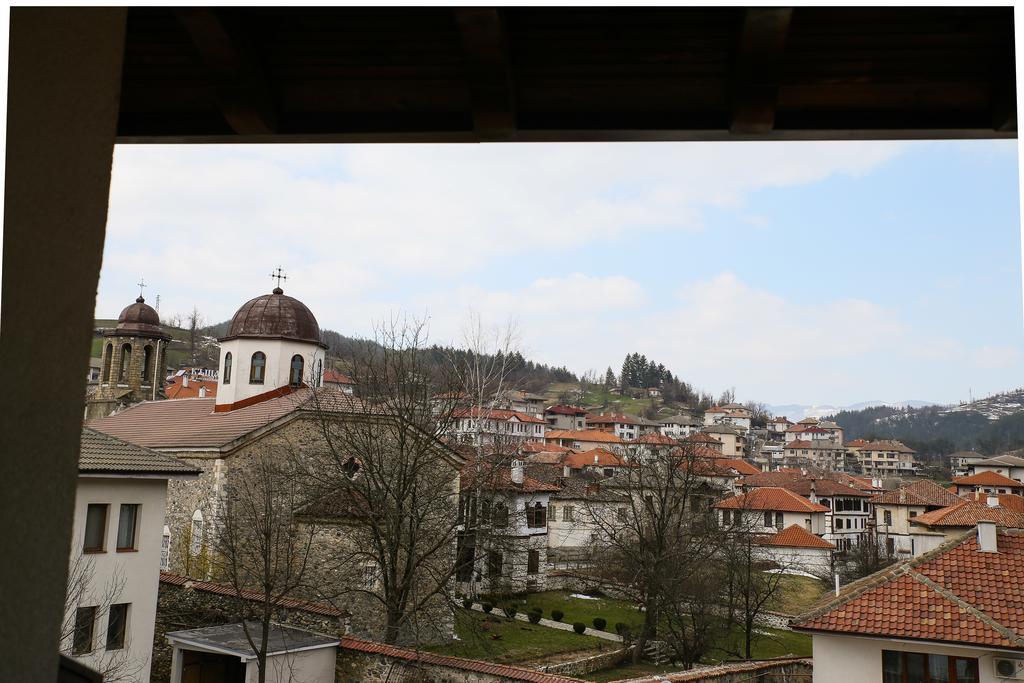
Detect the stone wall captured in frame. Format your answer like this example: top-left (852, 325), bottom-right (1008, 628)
top-left (539, 646), bottom-right (635, 677)
top-left (152, 575), bottom-right (346, 683)
top-left (613, 658), bottom-right (812, 683)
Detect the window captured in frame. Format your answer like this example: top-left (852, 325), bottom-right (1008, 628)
top-left (84, 504), bottom-right (108, 552)
top-left (883, 510), bottom-right (893, 525)
top-left (910, 510), bottom-right (918, 518)
top-left (160, 525), bottom-right (171, 570)
top-left (289, 354), bottom-right (304, 386)
top-left (526, 502), bottom-right (546, 528)
top-left (73, 607), bottom-right (96, 654)
top-left (106, 603), bottom-right (129, 650)
top-left (362, 564), bottom-right (378, 589)
top-left (492, 503), bottom-right (508, 528)
top-left (882, 650), bottom-right (978, 683)
top-left (118, 344), bottom-right (131, 382)
top-left (141, 345), bottom-right (152, 382)
top-left (315, 358), bottom-right (322, 386)
top-left (562, 505), bottom-right (574, 522)
top-left (102, 343), bottom-right (113, 383)
top-left (190, 510), bottom-right (204, 555)
top-left (487, 551), bottom-right (503, 578)
top-left (764, 511), bottom-right (773, 527)
top-left (116, 504), bottom-right (139, 551)
top-left (527, 549), bottom-right (540, 575)
top-left (775, 511), bottom-right (783, 528)
top-left (249, 351), bottom-right (266, 384)
top-left (223, 352), bottom-right (232, 384)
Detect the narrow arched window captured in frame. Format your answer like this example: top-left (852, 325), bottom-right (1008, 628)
top-left (289, 354), bottom-right (304, 386)
top-left (102, 344), bottom-right (113, 383)
top-left (315, 359), bottom-right (323, 387)
top-left (223, 352), bottom-right (232, 385)
top-left (249, 352), bottom-right (266, 384)
top-left (190, 510), bottom-right (204, 555)
top-left (118, 344), bottom-right (132, 382)
top-left (141, 345), bottom-right (153, 383)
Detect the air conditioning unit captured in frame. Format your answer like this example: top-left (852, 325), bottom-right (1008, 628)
top-left (994, 657), bottom-right (1024, 679)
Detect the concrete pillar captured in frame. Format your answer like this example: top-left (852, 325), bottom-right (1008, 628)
top-left (0, 8), bottom-right (126, 681)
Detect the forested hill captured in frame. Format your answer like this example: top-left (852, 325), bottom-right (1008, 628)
top-left (830, 388), bottom-right (1024, 455)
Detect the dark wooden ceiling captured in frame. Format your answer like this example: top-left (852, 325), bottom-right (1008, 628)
top-left (116, 6), bottom-right (1017, 143)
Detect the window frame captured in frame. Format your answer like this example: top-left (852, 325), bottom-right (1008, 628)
top-left (249, 351), bottom-right (266, 384)
top-left (116, 503), bottom-right (140, 552)
top-left (83, 503), bottom-right (108, 553)
top-left (73, 606), bottom-right (97, 655)
top-left (882, 649), bottom-right (979, 683)
top-left (106, 603), bottom-right (129, 650)
top-left (289, 354), bottom-right (304, 386)
top-left (223, 351), bottom-right (232, 384)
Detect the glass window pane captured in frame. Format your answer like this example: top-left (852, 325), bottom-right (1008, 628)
top-left (117, 504), bottom-right (138, 550)
top-left (73, 607), bottom-right (95, 654)
top-left (955, 658), bottom-right (978, 683)
top-left (106, 603), bottom-right (128, 650)
top-left (929, 655), bottom-right (951, 683)
top-left (906, 652), bottom-right (926, 683)
top-left (84, 504), bottom-right (106, 551)
top-left (882, 650), bottom-right (902, 683)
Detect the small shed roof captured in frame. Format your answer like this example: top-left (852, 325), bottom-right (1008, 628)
top-left (166, 622), bottom-right (339, 660)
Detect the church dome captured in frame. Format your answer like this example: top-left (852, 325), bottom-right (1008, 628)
top-left (220, 287), bottom-right (325, 347)
top-left (111, 296), bottom-right (166, 337)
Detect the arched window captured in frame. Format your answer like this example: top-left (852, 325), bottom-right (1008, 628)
top-left (249, 352), bottom-right (266, 384)
top-left (289, 355), bottom-right (304, 386)
top-left (315, 358), bottom-right (323, 387)
top-left (190, 510), bottom-right (204, 555)
top-left (118, 344), bottom-right (132, 382)
top-left (160, 525), bottom-right (171, 570)
top-left (223, 352), bottom-right (232, 385)
top-left (141, 345), bottom-right (153, 383)
top-left (102, 343), bottom-right (113, 383)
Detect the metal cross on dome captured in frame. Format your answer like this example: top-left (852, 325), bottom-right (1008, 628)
top-left (269, 267), bottom-right (288, 289)
top-left (137, 277), bottom-right (146, 298)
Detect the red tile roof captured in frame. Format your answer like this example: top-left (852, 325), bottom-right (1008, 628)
top-left (716, 458), bottom-right (761, 476)
top-left (870, 479), bottom-right (963, 507)
top-left (519, 441), bottom-right (572, 454)
top-left (323, 369), bottom-right (356, 385)
top-left (785, 439), bottom-right (814, 449)
top-left (739, 472), bottom-right (872, 498)
top-left (961, 492), bottom-right (1024, 512)
top-left (164, 377), bottom-right (218, 399)
top-left (563, 448), bottom-right (627, 469)
top-left (953, 471), bottom-right (1024, 488)
top-left (460, 464), bottom-right (561, 493)
top-left (545, 429), bottom-right (623, 444)
top-left (339, 636), bottom-right (586, 683)
top-left (159, 572), bottom-right (344, 617)
top-left (544, 404), bottom-right (588, 416)
top-left (453, 407), bottom-right (547, 424)
top-left (757, 524), bottom-right (835, 550)
top-left (634, 432), bottom-right (678, 445)
top-left (858, 439), bottom-right (916, 453)
top-left (715, 487), bottom-right (829, 513)
top-left (911, 500), bottom-right (1024, 528)
top-left (793, 529), bottom-right (1024, 650)
top-left (681, 432), bottom-right (722, 444)
top-left (587, 413), bottom-right (640, 426)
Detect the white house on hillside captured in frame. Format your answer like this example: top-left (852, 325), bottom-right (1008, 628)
top-left (65, 428), bottom-right (199, 681)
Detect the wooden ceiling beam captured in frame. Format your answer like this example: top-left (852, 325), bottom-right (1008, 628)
top-left (730, 7), bottom-right (793, 135)
top-left (453, 8), bottom-right (517, 141)
top-left (175, 8), bottom-right (278, 135)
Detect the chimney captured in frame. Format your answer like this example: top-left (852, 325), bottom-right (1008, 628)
top-left (988, 494), bottom-right (1001, 508)
top-left (977, 520), bottom-right (998, 553)
top-left (511, 459), bottom-right (524, 485)
top-left (594, 453), bottom-right (599, 464)
top-left (183, 375), bottom-right (189, 388)
top-left (809, 479), bottom-right (818, 504)
top-left (199, 386), bottom-right (207, 398)
top-left (563, 465), bottom-right (571, 477)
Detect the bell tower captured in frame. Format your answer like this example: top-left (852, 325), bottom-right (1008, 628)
top-left (86, 290), bottom-right (172, 420)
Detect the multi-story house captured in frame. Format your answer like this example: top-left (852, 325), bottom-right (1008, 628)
top-left (852, 440), bottom-right (920, 476)
top-left (65, 428), bottom-right (199, 681)
top-left (546, 477), bottom-right (629, 571)
top-left (457, 460), bottom-right (559, 594)
top-left (782, 439), bottom-right (853, 472)
top-left (543, 404), bottom-right (588, 431)
top-left (766, 416), bottom-right (792, 435)
top-left (715, 487), bottom-right (829, 535)
top-left (493, 390), bottom-right (547, 417)
top-left (703, 405), bottom-right (752, 431)
top-left (952, 471), bottom-right (1024, 496)
top-left (701, 423), bottom-right (745, 457)
top-left (793, 524), bottom-right (1024, 683)
top-left (681, 431), bottom-right (724, 453)
top-left (738, 471), bottom-right (872, 552)
top-left (948, 450), bottom-right (986, 477)
top-left (586, 413), bottom-right (641, 441)
top-left (451, 407), bottom-right (547, 445)
top-left (657, 413), bottom-right (702, 439)
top-left (968, 453), bottom-right (1024, 482)
top-left (869, 479), bottom-right (962, 557)
top-left (908, 497), bottom-right (1024, 556)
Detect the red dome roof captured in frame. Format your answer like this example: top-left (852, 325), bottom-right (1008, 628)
top-left (220, 288), bottom-right (325, 347)
top-left (109, 296), bottom-right (168, 338)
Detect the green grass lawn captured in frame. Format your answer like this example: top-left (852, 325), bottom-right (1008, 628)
top-left (585, 662), bottom-right (681, 682)
top-left (769, 574), bottom-right (829, 616)
top-left (712, 623), bottom-right (812, 660)
top-left (515, 591), bottom-right (647, 632)
top-left (426, 609), bottom-right (610, 664)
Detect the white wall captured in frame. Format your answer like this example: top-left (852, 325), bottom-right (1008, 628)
top-left (811, 632), bottom-right (1008, 683)
top-left (758, 545), bottom-right (832, 578)
top-left (249, 646), bottom-right (338, 683)
top-left (216, 337), bottom-right (324, 407)
top-left (66, 476), bottom-right (170, 681)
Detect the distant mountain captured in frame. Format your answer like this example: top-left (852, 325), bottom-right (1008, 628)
top-left (767, 400), bottom-right (939, 422)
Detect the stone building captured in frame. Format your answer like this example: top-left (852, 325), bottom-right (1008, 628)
top-left (86, 294), bottom-right (171, 420)
top-left (89, 286), bottom-right (465, 646)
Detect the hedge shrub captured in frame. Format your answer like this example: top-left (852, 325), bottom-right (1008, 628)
top-left (481, 602), bottom-right (493, 614)
top-left (573, 622), bottom-right (586, 634)
top-left (527, 610), bottom-right (542, 624)
top-left (462, 597), bottom-right (473, 609)
top-left (593, 617), bottom-right (607, 631)
top-left (551, 609), bottom-right (564, 622)
top-left (502, 603), bottom-right (517, 619)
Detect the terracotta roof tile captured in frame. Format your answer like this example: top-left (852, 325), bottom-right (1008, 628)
top-left (793, 529), bottom-right (1024, 649)
top-left (164, 377), bottom-right (218, 399)
top-left (587, 413), bottom-right (641, 426)
top-left (339, 636), bottom-right (586, 683)
top-left (159, 572), bottom-right (344, 617)
top-left (544, 405), bottom-right (588, 416)
top-left (953, 471), bottom-right (1024, 488)
top-left (961, 492), bottom-right (1024, 512)
top-left (757, 524), bottom-right (835, 549)
top-left (715, 487), bottom-right (829, 513)
top-left (80, 427), bottom-right (200, 475)
top-left (563, 448), bottom-right (627, 469)
top-left (912, 500), bottom-right (1024, 528)
top-left (545, 429), bottom-right (623, 444)
top-left (739, 472), bottom-right (871, 498)
top-left (870, 479), bottom-right (963, 507)
top-left (453, 407), bottom-right (547, 424)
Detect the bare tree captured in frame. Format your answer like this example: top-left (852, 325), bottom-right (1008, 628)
top-left (187, 306), bottom-right (204, 365)
top-left (60, 555), bottom-right (145, 682)
top-left (213, 450), bottom-right (317, 683)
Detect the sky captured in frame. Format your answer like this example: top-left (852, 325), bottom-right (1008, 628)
top-left (96, 140), bottom-right (1022, 408)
